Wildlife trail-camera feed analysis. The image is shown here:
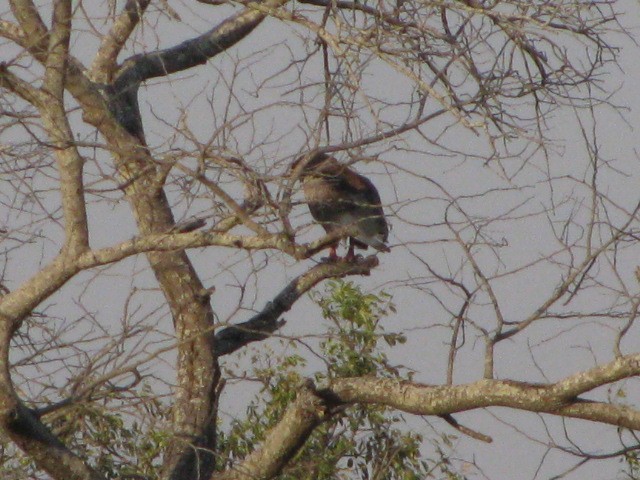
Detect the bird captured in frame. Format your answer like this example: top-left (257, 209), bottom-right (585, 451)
top-left (291, 153), bottom-right (390, 261)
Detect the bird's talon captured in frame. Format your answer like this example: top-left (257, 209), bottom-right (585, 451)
top-left (345, 253), bottom-right (365, 263)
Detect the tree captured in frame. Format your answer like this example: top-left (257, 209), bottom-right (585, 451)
top-left (0, 0), bottom-right (638, 478)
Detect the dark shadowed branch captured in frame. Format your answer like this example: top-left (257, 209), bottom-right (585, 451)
top-left (215, 256), bottom-right (380, 356)
top-left (88, 0), bottom-right (152, 82)
top-left (2, 399), bottom-right (105, 480)
top-left (114, 0), bottom-right (289, 88)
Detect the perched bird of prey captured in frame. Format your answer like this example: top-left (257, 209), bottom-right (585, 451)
top-left (291, 153), bottom-right (390, 260)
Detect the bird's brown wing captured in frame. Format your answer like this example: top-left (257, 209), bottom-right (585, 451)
top-left (303, 162), bottom-right (389, 252)
top-left (334, 168), bottom-right (389, 250)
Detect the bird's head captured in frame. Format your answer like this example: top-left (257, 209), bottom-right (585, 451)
top-left (289, 152), bottom-right (339, 180)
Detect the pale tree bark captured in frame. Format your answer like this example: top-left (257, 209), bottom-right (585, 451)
top-left (0, 3), bottom-right (377, 474)
top-left (88, 3), bottom-right (289, 477)
top-left (0, 1), bottom-right (102, 478)
top-left (326, 354), bottom-right (640, 428)
top-left (210, 353), bottom-right (640, 480)
top-left (2, 1), bottom-right (293, 478)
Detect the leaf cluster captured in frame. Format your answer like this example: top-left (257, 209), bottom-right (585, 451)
top-left (218, 281), bottom-right (467, 479)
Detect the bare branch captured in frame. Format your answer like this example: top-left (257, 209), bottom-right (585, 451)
top-left (298, 0), bottom-right (448, 41)
top-left (215, 256), bottom-right (380, 356)
top-left (114, 0), bottom-right (289, 87)
top-left (8, 0), bottom-right (48, 48)
top-left (0, 401), bottom-right (106, 480)
top-left (325, 353), bottom-right (640, 430)
top-left (173, 162), bottom-right (269, 237)
top-left (39, 0), bottom-right (90, 256)
top-left (88, 0), bottom-right (152, 83)
top-left (0, 63), bottom-right (45, 107)
top-left (439, 414), bottom-right (493, 443)
top-left (43, 0), bottom-right (71, 98)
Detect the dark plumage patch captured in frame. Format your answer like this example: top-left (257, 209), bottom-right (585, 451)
top-left (291, 153), bottom-right (390, 259)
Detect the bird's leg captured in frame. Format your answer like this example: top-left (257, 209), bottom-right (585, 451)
top-left (344, 242), bottom-right (356, 262)
top-left (327, 244), bottom-right (340, 262)
top-left (321, 244), bottom-right (340, 263)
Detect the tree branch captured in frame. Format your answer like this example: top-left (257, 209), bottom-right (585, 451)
top-left (8, 0), bottom-right (48, 47)
top-left (88, 0), bottom-right (152, 83)
top-left (40, 0), bottom-right (90, 256)
top-left (114, 0), bottom-right (289, 87)
top-left (211, 355), bottom-right (640, 480)
top-left (324, 354), bottom-right (640, 430)
top-left (297, 0), bottom-right (447, 41)
top-left (0, 62), bottom-right (45, 107)
top-left (1, 401), bottom-right (106, 480)
top-left (215, 256), bottom-right (380, 356)
top-left (212, 383), bottom-right (329, 480)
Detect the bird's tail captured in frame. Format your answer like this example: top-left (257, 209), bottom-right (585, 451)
top-left (355, 236), bottom-right (390, 252)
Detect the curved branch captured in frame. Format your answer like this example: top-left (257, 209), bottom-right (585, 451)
top-left (0, 230), bottom-right (275, 335)
top-left (1, 401), bottom-right (105, 480)
top-left (114, 0), bottom-right (288, 87)
top-left (215, 256), bottom-right (380, 356)
top-left (324, 353), bottom-right (640, 430)
top-left (88, 0), bottom-right (152, 83)
top-left (207, 354), bottom-right (640, 480)
top-left (0, 222), bottom-right (373, 348)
